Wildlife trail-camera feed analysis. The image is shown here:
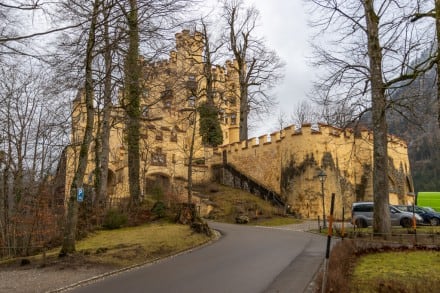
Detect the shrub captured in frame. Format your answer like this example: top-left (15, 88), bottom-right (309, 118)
top-left (235, 215), bottom-right (249, 224)
top-left (103, 209), bottom-right (127, 230)
top-left (151, 201), bottom-right (167, 219)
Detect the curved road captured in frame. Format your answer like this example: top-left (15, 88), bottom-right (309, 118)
top-left (70, 222), bottom-right (326, 293)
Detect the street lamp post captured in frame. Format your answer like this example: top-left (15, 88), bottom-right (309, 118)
top-left (318, 169), bottom-right (327, 228)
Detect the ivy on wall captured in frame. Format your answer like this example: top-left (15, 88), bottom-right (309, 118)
top-left (198, 102), bottom-right (223, 147)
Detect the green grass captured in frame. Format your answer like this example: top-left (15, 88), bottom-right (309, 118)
top-left (351, 250), bottom-right (440, 292)
top-left (2, 222), bottom-right (213, 268)
top-left (256, 217), bottom-right (302, 226)
top-left (76, 222), bottom-right (212, 267)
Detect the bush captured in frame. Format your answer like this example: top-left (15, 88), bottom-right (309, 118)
top-left (151, 201), bottom-right (167, 218)
top-left (235, 215), bottom-right (249, 224)
top-left (191, 217), bottom-right (212, 236)
top-left (103, 209), bottom-right (127, 230)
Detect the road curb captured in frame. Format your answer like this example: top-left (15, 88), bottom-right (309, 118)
top-left (49, 229), bottom-right (222, 292)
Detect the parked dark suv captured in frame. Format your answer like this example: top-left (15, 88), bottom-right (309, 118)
top-left (394, 205), bottom-right (440, 226)
top-left (351, 202), bottom-right (423, 228)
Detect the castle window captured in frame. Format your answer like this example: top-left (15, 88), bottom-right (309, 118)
top-left (142, 88), bottom-right (149, 98)
top-left (231, 113), bottom-right (237, 125)
top-left (151, 148), bottom-right (166, 166)
top-left (186, 76), bottom-right (197, 90)
top-left (164, 99), bottom-right (172, 108)
top-left (229, 97), bottom-right (236, 106)
top-left (142, 106), bottom-right (149, 117)
top-left (156, 130), bottom-right (163, 141)
top-left (219, 110), bottom-right (225, 122)
top-left (170, 129), bottom-right (177, 142)
top-left (188, 96), bottom-right (196, 107)
top-left (161, 85), bottom-right (173, 99)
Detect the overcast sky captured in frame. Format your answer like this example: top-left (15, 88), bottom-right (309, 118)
top-left (225, 1), bottom-right (314, 136)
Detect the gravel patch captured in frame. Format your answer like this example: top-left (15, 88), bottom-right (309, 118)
top-left (0, 260), bottom-right (113, 293)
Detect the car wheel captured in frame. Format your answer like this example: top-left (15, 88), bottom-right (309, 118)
top-left (401, 218), bottom-right (412, 228)
top-left (355, 218), bottom-right (367, 228)
top-left (430, 218), bottom-right (440, 226)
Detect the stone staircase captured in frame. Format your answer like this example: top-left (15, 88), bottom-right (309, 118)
top-left (214, 163), bottom-right (286, 208)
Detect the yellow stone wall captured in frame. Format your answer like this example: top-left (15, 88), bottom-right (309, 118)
top-left (212, 123), bottom-right (414, 219)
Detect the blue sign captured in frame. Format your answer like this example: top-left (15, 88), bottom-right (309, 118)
top-left (77, 187), bottom-right (84, 202)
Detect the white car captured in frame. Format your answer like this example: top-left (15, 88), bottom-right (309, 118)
top-left (351, 202), bottom-right (423, 228)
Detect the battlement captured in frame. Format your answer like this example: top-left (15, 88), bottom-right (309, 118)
top-left (215, 123), bottom-right (407, 156)
top-left (175, 29), bottom-right (203, 48)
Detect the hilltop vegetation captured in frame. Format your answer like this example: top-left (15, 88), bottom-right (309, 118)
top-left (387, 69), bottom-right (440, 193)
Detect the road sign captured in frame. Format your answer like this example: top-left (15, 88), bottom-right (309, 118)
top-left (77, 187), bottom-right (84, 202)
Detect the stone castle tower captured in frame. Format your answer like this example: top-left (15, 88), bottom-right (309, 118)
top-left (65, 30), bottom-right (414, 218)
top-left (66, 30), bottom-right (241, 200)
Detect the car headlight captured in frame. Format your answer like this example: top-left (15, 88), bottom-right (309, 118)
top-left (415, 214), bottom-right (423, 221)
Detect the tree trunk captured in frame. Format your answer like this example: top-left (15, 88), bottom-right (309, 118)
top-left (436, 0), bottom-right (440, 129)
top-left (239, 74), bottom-right (248, 141)
top-left (364, 0), bottom-right (391, 237)
top-left (187, 113), bottom-right (197, 205)
top-left (125, 0), bottom-right (141, 207)
top-left (59, 0), bottom-right (99, 256)
top-left (97, 12), bottom-right (113, 208)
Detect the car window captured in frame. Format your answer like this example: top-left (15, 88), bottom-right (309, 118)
top-left (414, 207), bottom-right (426, 213)
top-left (390, 207), bottom-right (400, 213)
top-left (353, 204), bottom-right (373, 212)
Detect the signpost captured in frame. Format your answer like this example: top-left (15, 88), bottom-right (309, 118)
top-left (77, 187), bottom-right (84, 202)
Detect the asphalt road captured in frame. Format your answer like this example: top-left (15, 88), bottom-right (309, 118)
top-left (70, 222), bottom-right (326, 293)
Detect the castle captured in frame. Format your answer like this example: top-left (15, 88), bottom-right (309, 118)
top-left (65, 30), bottom-right (414, 218)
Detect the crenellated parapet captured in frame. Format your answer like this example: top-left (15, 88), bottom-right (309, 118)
top-left (211, 123), bottom-right (413, 219)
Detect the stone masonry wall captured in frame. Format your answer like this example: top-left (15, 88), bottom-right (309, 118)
top-left (211, 123), bottom-right (414, 219)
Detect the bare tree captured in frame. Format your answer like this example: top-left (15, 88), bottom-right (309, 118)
top-left (308, 0), bottom-right (434, 236)
top-left (221, 0), bottom-right (284, 141)
top-left (291, 100), bottom-right (317, 127)
top-left (59, 0), bottom-right (100, 256)
top-left (0, 60), bottom-right (69, 256)
top-left (0, 0), bottom-right (88, 62)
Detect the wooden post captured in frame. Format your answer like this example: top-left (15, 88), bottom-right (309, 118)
top-left (322, 193), bottom-right (335, 293)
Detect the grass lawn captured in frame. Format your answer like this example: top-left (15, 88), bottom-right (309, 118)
top-left (255, 217), bottom-right (302, 226)
top-left (2, 221), bottom-right (214, 269)
top-left (351, 250), bottom-right (440, 292)
top-left (73, 222), bottom-right (213, 267)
